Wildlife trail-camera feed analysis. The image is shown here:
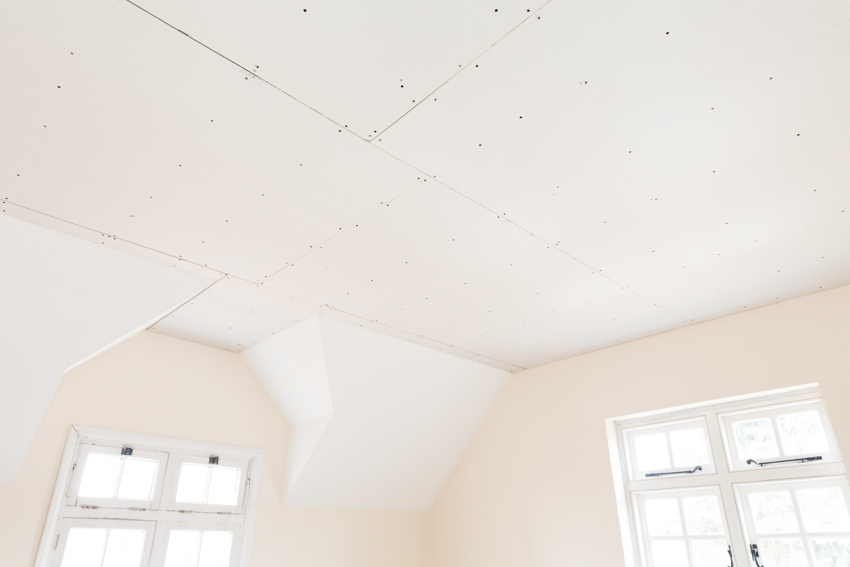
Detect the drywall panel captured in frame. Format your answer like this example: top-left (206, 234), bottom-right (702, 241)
top-left (376, 0), bottom-right (850, 323)
top-left (0, 0), bottom-right (417, 283)
top-left (0, 215), bottom-right (210, 485)
top-left (127, 0), bottom-right (550, 138)
top-left (151, 276), bottom-right (322, 352)
top-left (265, 182), bottom-right (685, 369)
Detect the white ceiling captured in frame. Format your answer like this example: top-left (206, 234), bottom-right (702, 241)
top-left (243, 317), bottom-right (509, 511)
top-left (0, 215), bottom-right (210, 485)
top-left (2, 0), bottom-right (849, 369)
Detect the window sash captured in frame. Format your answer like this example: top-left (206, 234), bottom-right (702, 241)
top-left (50, 518), bottom-right (156, 567)
top-left (150, 521), bottom-right (243, 567)
top-left (67, 444), bottom-right (168, 510)
top-left (161, 454), bottom-right (250, 514)
top-left (719, 400), bottom-right (841, 472)
top-left (624, 417), bottom-right (716, 480)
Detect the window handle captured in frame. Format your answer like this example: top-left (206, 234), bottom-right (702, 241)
top-left (750, 544), bottom-right (765, 567)
top-left (746, 456), bottom-right (822, 467)
top-left (645, 465), bottom-right (702, 478)
top-left (728, 545), bottom-right (734, 567)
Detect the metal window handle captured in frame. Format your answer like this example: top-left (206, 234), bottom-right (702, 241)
top-left (746, 456), bottom-right (822, 467)
top-left (645, 465), bottom-right (702, 478)
top-left (728, 545), bottom-right (734, 567)
top-left (750, 544), bottom-right (765, 567)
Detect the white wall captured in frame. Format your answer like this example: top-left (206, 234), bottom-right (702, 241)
top-left (425, 284), bottom-right (850, 567)
top-left (0, 332), bottom-right (426, 567)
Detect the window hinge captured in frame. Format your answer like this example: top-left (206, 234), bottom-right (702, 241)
top-left (54, 534), bottom-right (60, 550)
top-left (81, 505), bottom-right (99, 509)
top-left (216, 511), bottom-right (235, 515)
top-left (177, 510), bottom-right (194, 514)
top-left (129, 507), bottom-right (146, 512)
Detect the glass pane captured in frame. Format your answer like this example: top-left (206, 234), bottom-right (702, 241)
top-left (176, 463), bottom-right (209, 503)
top-left (749, 491), bottom-right (800, 534)
top-left (102, 529), bottom-right (146, 567)
top-left (810, 538), bottom-right (850, 567)
top-left (650, 540), bottom-right (688, 567)
top-left (164, 530), bottom-right (202, 567)
top-left (670, 428), bottom-right (710, 468)
top-left (644, 498), bottom-right (683, 536)
top-left (60, 528), bottom-right (108, 567)
top-left (798, 488), bottom-right (850, 532)
top-left (759, 538), bottom-right (808, 567)
top-left (634, 433), bottom-right (671, 472)
top-left (732, 418), bottom-right (779, 461)
top-left (682, 495), bottom-right (724, 535)
top-left (78, 454), bottom-right (122, 498)
top-left (777, 411), bottom-right (829, 456)
top-left (117, 458), bottom-right (158, 501)
top-left (208, 467), bottom-right (241, 506)
top-left (198, 531), bottom-right (233, 567)
top-left (691, 540), bottom-right (729, 567)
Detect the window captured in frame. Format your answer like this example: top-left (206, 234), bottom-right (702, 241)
top-left (36, 427), bottom-right (262, 567)
top-left (608, 385), bottom-right (848, 567)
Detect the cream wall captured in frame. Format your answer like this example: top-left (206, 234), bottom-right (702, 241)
top-left (0, 332), bottom-right (426, 567)
top-left (425, 285), bottom-right (850, 567)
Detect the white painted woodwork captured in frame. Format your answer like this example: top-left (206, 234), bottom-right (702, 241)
top-left (0, 215), bottom-right (210, 486)
top-left (242, 317), bottom-right (510, 510)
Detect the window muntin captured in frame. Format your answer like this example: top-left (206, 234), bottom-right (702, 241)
top-left (624, 418), bottom-right (715, 479)
top-left (634, 487), bottom-right (731, 567)
top-left (67, 444), bottom-right (168, 510)
top-left (719, 400), bottom-right (840, 471)
top-left (50, 519), bottom-right (155, 567)
top-left (736, 477), bottom-right (850, 567)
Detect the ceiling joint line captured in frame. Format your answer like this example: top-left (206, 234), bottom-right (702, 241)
top-left (0, 202), bottom-right (229, 278)
top-left (223, 273), bottom-right (525, 370)
top-left (145, 276), bottom-right (227, 331)
top-left (372, 0), bottom-right (555, 141)
top-left (121, 0), bottom-right (370, 143)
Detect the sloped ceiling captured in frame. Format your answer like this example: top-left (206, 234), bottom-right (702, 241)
top-left (0, 215), bottom-right (210, 485)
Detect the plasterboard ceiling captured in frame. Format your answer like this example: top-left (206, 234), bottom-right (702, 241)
top-left (0, 215), bottom-right (210, 486)
top-left (2, 0), bottom-right (849, 373)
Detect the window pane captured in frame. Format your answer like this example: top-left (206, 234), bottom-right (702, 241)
top-left (102, 529), bottom-right (146, 567)
top-left (691, 540), bottom-right (728, 567)
top-left (198, 531), bottom-right (233, 567)
top-left (733, 418), bottom-right (779, 461)
top-left (682, 495), bottom-right (724, 535)
top-left (79, 454), bottom-right (121, 498)
top-left (635, 433), bottom-right (670, 471)
top-left (759, 538), bottom-right (808, 567)
top-left (117, 458), bottom-right (158, 501)
top-left (810, 538), bottom-right (850, 567)
top-left (749, 491), bottom-right (800, 534)
top-left (176, 463), bottom-right (209, 503)
top-left (208, 467), bottom-right (241, 506)
top-left (777, 411), bottom-right (829, 456)
top-left (797, 488), bottom-right (850, 532)
top-left (61, 528), bottom-right (108, 567)
top-left (164, 530), bottom-right (202, 567)
top-left (644, 498), bottom-right (683, 536)
top-left (669, 428), bottom-right (710, 468)
top-left (650, 540), bottom-right (688, 567)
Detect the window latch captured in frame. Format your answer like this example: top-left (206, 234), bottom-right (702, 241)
top-left (750, 544), bottom-right (765, 567)
top-left (727, 545), bottom-right (734, 567)
top-left (746, 456), bottom-right (822, 467)
top-left (209, 455), bottom-right (219, 465)
top-left (121, 446), bottom-right (133, 456)
top-left (645, 465), bottom-right (702, 478)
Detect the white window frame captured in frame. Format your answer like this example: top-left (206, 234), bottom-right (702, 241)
top-left (150, 522), bottom-right (243, 567)
top-left (162, 454), bottom-right (250, 514)
top-left (624, 417), bottom-right (717, 480)
top-left (607, 384), bottom-right (847, 567)
top-left (35, 426), bottom-right (263, 567)
top-left (49, 518), bottom-right (157, 567)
